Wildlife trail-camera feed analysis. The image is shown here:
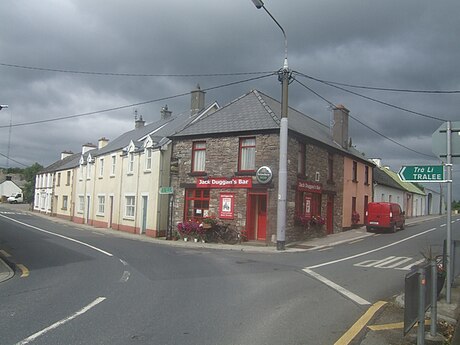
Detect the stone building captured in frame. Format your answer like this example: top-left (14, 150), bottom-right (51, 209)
top-left (169, 89), bottom-right (373, 244)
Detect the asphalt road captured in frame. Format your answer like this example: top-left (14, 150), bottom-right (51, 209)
top-left (0, 205), bottom-right (454, 345)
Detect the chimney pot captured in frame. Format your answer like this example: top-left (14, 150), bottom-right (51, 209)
top-left (190, 84), bottom-right (205, 116)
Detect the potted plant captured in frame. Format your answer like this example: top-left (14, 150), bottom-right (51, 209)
top-left (177, 220), bottom-right (201, 241)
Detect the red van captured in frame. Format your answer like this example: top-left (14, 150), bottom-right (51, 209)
top-left (365, 202), bottom-right (405, 233)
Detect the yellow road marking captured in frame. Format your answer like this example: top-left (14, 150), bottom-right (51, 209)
top-left (0, 249), bottom-right (12, 257)
top-left (17, 264), bottom-right (30, 278)
top-left (368, 319), bottom-right (430, 331)
top-left (334, 301), bottom-right (387, 345)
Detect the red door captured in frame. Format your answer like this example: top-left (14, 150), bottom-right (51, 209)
top-left (326, 195), bottom-right (333, 234)
top-left (247, 191), bottom-right (268, 241)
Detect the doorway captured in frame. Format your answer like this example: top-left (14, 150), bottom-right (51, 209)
top-left (141, 196), bottom-right (148, 234)
top-left (109, 196), bottom-right (114, 228)
top-left (247, 191), bottom-right (267, 241)
top-left (86, 196), bottom-right (91, 224)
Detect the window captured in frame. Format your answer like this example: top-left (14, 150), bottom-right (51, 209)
top-left (111, 155), bottom-right (116, 176)
top-left (352, 161), bottom-right (358, 182)
top-left (352, 197), bottom-right (357, 213)
top-left (78, 196), bottom-right (84, 213)
top-left (79, 165), bottom-right (83, 181)
top-left (239, 137), bottom-right (256, 172)
top-left (98, 195), bottom-right (106, 215)
top-left (56, 173), bottom-right (61, 186)
top-left (66, 171), bottom-right (71, 185)
top-left (328, 153), bottom-right (334, 182)
top-left (87, 163), bottom-right (92, 180)
top-left (192, 141), bottom-right (206, 172)
top-left (128, 152), bottom-right (134, 174)
top-left (125, 196), bottom-right (135, 218)
top-left (99, 158), bottom-right (104, 178)
top-left (145, 148), bottom-right (152, 171)
top-left (62, 196), bottom-right (68, 210)
top-left (297, 143), bottom-right (306, 175)
top-left (365, 166), bottom-right (369, 185)
top-left (184, 189), bottom-right (210, 221)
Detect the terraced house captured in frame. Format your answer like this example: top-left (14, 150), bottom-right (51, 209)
top-left (34, 86), bottom-right (219, 237)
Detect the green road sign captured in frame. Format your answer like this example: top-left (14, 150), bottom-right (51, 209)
top-left (398, 165), bottom-right (444, 182)
top-left (159, 186), bottom-right (174, 195)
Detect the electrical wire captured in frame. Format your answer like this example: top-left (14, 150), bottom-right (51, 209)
top-left (293, 78), bottom-right (438, 159)
top-left (0, 73), bottom-right (275, 129)
top-left (294, 71), bottom-right (447, 122)
top-left (0, 151), bottom-right (28, 167)
top-left (0, 62), bottom-right (274, 78)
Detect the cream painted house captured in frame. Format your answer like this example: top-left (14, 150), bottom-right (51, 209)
top-left (35, 86), bottom-right (219, 238)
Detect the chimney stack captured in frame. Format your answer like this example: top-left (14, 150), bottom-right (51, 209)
top-left (190, 84), bottom-right (205, 116)
top-left (332, 104), bottom-right (349, 149)
top-left (161, 105), bottom-right (172, 120)
top-left (82, 143), bottom-right (96, 154)
top-left (61, 151), bottom-right (74, 160)
top-left (98, 137), bottom-right (109, 149)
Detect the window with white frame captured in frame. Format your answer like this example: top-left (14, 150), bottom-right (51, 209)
top-left (111, 155), bottom-right (116, 176)
top-left (128, 152), bottom-right (134, 173)
top-left (87, 163), bottom-right (92, 179)
top-left (78, 196), bottom-right (85, 213)
top-left (125, 195), bottom-right (135, 218)
top-left (62, 196), bottom-right (68, 210)
top-left (79, 165), bottom-right (83, 181)
top-left (98, 195), bottom-right (105, 215)
top-left (145, 148), bottom-right (152, 171)
top-left (99, 158), bottom-right (104, 178)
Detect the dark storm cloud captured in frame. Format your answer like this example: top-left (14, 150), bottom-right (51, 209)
top-left (1, 0), bottom-right (460, 194)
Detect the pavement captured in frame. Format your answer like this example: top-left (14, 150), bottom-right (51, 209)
top-left (0, 203), bottom-right (459, 344)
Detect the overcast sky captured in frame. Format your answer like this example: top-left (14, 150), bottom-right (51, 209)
top-left (1, 0), bottom-right (459, 197)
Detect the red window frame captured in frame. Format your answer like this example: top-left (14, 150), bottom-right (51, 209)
top-left (184, 189), bottom-right (210, 221)
top-left (191, 141), bottom-right (206, 173)
top-left (238, 137), bottom-right (256, 172)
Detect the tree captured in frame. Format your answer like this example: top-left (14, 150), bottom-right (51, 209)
top-left (22, 163), bottom-right (43, 203)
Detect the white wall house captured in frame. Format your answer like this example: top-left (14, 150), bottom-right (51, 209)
top-left (0, 177), bottom-right (22, 199)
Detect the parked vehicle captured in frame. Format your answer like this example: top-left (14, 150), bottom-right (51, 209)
top-left (365, 202), bottom-right (405, 233)
top-left (7, 193), bottom-right (23, 204)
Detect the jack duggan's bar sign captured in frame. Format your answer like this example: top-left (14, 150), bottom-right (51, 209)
top-left (196, 177), bottom-right (252, 188)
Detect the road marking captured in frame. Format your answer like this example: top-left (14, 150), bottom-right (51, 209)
top-left (119, 259), bottom-right (128, 266)
top-left (302, 268), bottom-right (370, 305)
top-left (15, 297), bottom-right (106, 345)
top-left (354, 256), bottom-right (415, 270)
top-left (395, 258), bottom-right (425, 271)
top-left (349, 239), bottom-right (364, 244)
top-left (318, 247), bottom-right (333, 252)
top-left (0, 249), bottom-right (12, 257)
top-left (306, 227), bottom-right (438, 270)
top-left (17, 264), bottom-right (29, 277)
top-left (334, 301), bottom-right (387, 345)
top-left (0, 214), bottom-right (113, 257)
top-left (368, 319), bottom-right (430, 331)
top-left (441, 224), bottom-right (446, 227)
top-left (120, 271), bottom-right (130, 282)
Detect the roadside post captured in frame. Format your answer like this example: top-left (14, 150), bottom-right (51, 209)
top-left (432, 120), bottom-right (460, 303)
top-left (159, 186), bottom-right (174, 240)
top-left (430, 258), bottom-right (438, 338)
top-left (417, 266), bottom-right (426, 345)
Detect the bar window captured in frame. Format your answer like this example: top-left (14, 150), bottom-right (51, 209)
top-left (184, 189), bottom-right (210, 221)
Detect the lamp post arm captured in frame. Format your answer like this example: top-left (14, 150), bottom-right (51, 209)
top-left (261, 6), bottom-right (288, 69)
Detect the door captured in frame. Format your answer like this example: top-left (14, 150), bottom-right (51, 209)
top-left (247, 191), bottom-right (268, 241)
top-left (109, 196), bottom-right (114, 228)
top-left (86, 196), bottom-right (91, 224)
top-left (141, 196), bottom-right (148, 234)
top-left (326, 195), bottom-right (333, 234)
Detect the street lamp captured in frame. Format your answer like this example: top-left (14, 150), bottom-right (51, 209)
top-left (250, 0), bottom-right (291, 250)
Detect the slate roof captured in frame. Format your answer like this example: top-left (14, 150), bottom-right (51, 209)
top-left (41, 152), bottom-right (81, 173)
top-left (375, 166), bottom-right (425, 195)
top-left (172, 90), bottom-right (370, 162)
top-left (373, 167), bottom-right (406, 191)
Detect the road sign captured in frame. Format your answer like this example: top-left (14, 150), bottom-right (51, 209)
top-left (398, 165), bottom-right (444, 182)
top-left (432, 121), bottom-right (460, 163)
top-left (159, 186), bottom-right (174, 195)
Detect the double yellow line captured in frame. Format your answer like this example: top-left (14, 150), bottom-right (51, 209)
top-left (0, 249), bottom-right (30, 278)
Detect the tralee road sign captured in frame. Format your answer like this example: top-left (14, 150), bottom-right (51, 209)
top-left (398, 165), bottom-right (444, 182)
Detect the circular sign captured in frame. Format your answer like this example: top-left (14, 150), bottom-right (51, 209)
top-left (256, 166), bottom-right (273, 184)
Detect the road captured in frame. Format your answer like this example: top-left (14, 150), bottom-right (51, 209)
top-left (0, 205), bottom-right (454, 345)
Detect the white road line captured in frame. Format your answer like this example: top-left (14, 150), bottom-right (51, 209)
top-left (302, 268), bottom-right (370, 306)
top-left (396, 258), bottom-right (426, 271)
top-left (318, 247), bottom-right (333, 252)
top-left (119, 259), bottom-right (128, 266)
top-left (0, 214), bottom-right (113, 257)
top-left (15, 297), bottom-right (106, 345)
top-left (306, 227), bottom-right (438, 270)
